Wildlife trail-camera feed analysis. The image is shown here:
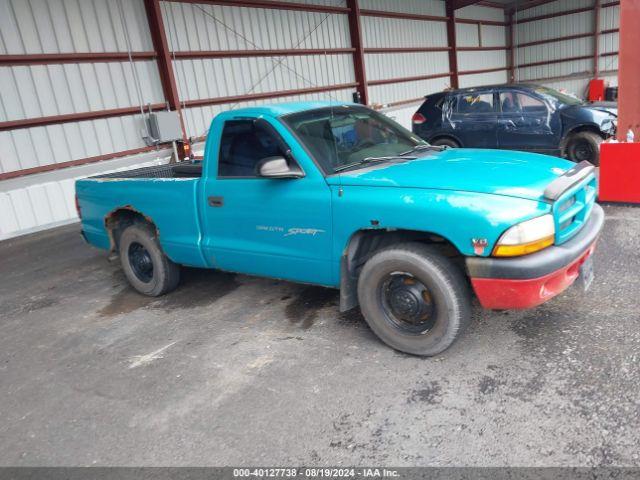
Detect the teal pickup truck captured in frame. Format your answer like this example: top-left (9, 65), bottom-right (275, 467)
top-left (76, 102), bottom-right (604, 356)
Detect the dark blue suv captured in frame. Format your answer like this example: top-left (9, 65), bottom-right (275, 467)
top-left (411, 84), bottom-right (617, 165)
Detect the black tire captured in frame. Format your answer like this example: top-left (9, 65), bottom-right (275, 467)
top-left (430, 137), bottom-right (460, 148)
top-left (119, 223), bottom-right (180, 296)
top-left (566, 131), bottom-right (603, 166)
top-left (357, 243), bottom-right (471, 356)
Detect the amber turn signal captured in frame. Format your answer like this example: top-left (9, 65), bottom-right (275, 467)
top-left (492, 235), bottom-right (555, 257)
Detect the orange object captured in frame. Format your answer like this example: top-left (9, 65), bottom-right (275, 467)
top-left (599, 142), bottom-right (640, 203)
top-left (588, 79), bottom-right (605, 102)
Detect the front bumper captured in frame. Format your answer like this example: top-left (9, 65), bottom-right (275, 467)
top-left (466, 204), bottom-right (605, 309)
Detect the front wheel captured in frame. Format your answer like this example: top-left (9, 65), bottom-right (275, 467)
top-left (357, 243), bottom-right (471, 356)
top-left (566, 131), bottom-right (603, 165)
top-left (119, 223), bottom-right (180, 296)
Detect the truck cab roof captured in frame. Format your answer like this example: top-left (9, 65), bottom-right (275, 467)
top-left (220, 101), bottom-right (356, 118)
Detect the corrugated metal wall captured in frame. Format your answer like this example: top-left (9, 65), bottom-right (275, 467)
top-left (455, 4), bottom-right (508, 88)
top-left (513, 0), bottom-right (619, 98)
top-left (0, 0), bottom-right (161, 175)
top-left (161, 0), bottom-right (355, 139)
top-left (351, 0), bottom-right (449, 106)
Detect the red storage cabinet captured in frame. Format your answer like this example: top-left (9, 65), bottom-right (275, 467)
top-left (588, 79), bottom-right (606, 102)
top-left (599, 142), bottom-right (640, 203)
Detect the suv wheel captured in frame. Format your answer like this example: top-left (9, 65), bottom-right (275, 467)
top-left (431, 137), bottom-right (460, 148)
top-left (566, 132), bottom-right (603, 166)
top-left (357, 243), bottom-right (471, 356)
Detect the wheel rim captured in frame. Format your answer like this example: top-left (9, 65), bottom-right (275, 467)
top-left (379, 272), bottom-right (436, 335)
top-left (128, 242), bottom-right (154, 283)
top-left (573, 140), bottom-right (594, 162)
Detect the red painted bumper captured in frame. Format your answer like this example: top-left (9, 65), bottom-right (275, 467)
top-left (471, 242), bottom-right (597, 310)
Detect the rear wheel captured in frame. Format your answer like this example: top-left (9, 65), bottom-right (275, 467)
top-left (566, 131), bottom-right (602, 166)
top-left (357, 243), bottom-right (471, 356)
top-left (430, 137), bottom-right (460, 148)
top-left (119, 223), bottom-right (180, 296)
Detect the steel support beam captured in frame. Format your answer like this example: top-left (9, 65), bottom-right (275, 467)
top-left (346, 0), bottom-right (369, 105)
top-left (143, 0), bottom-right (187, 144)
top-left (508, 9), bottom-right (516, 83)
top-left (617, 0), bottom-right (640, 140)
top-left (445, 1), bottom-right (459, 89)
top-left (594, 0), bottom-right (601, 77)
top-left (0, 52), bottom-right (157, 66)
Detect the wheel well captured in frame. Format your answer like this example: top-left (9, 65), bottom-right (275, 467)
top-left (104, 207), bottom-right (157, 252)
top-left (339, 229), bottom-right (463, 312)
top-left (429, 134), bottom-right (461, 147)
top-left (561, 125), bottom-right (605, 155)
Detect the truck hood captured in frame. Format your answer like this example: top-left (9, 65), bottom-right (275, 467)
top-left (327, 148), bottom-right (574, 202)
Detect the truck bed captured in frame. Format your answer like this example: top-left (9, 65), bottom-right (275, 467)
top-left (92, 163), bottom-right (202, 179)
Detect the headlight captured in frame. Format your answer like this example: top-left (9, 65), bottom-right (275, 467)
top-left (493, 214), bottom-right (555, 257)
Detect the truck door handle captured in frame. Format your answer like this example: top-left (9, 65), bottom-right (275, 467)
top-left (208, 196), bottom-right (224, 207)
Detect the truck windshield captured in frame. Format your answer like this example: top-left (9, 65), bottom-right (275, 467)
top-left (282, 105), bottom-right (425, 173)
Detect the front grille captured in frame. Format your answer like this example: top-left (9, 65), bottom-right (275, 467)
top-left (552, 173), bottom-right (597, 244)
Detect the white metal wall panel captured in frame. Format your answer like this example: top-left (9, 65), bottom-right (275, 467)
top-left (515, 11), bottom-right (593, 45)
top-left (600, 31), bottom-right (618, 55)
top-left (0, 114), bottom-right (151, 174)
top-left (174, 55), bottom-right (354, 101)
top-left (161, 2), bottom-right (351, 51)
top-left (537, 73), bottom-right (617, 99)
top-left (0, 151), bottom-right (171, 240)
top-left (455, 5), bottom-right (504, 22)
top-left (456, 23), bottom-right (479, 48)
top-left (459, 70), bottom-right (508, 89)
top-left (458, 50), bottom-right (507, 72)
top-left (512, 1), bottom-right (619, 85)
top-left (161, 0), bottom-right (356, 139)
top-left (359, 2), bottom-right (450, 107)
top-left (599, 55), bottom-right (617, 73)
top-left (518, 58), bottom-right (592, 82)
top-left (362, 17), bottom-right (447, 48)
top-left (514, 0), bottom-right (592, 21)
top-left (601, 3), bottom-right (619, 31)
top-left (0, 61), bottom-right (164, 122)
top-left (368, 77), bottom-right (450, 106)
top-left (599, 5), bottom-right (618, 74)
top-left (516, 37), bottom-right (593, 65)
top-left (0, 0), bottom-right (161, 177)
top-left (481, 25), bottom-right (508, 47)
top-left (365, 51), bottom-right (449, 81)
top-left (358, 0), bottom-right (444, 16)
top-left (0, 0), bottom-right (153, 54)
top-left (455, 7), bottom-right (508, 88)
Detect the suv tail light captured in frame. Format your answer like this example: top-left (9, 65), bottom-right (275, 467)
top-left (412, 112), bottom-right (427, 125)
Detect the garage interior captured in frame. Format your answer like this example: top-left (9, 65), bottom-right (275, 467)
top-left (1, 0), bottom-right (639, 469)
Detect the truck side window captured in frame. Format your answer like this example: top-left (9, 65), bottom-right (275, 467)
top-left (218, 120), bottom-right (283, 178)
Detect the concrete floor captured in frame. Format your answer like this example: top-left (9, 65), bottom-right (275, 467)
top-left (0, 204), bottom-right (639, 467)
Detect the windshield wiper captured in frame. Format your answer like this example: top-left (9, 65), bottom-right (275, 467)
top-left (333, 155), bottom-right (417, 173)
top-left (400, 144), bottom-right (444, 156)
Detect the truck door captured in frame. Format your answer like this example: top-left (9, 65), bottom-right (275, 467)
top-left (446, 91), bottom-right (498, 148)
top-left (200, 117), bottom-right (334, 286)
top-left (497, 91), bottom-right (559, 153)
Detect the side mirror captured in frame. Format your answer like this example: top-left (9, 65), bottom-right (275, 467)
top-left (257, 156), bottom-right (304, 179)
